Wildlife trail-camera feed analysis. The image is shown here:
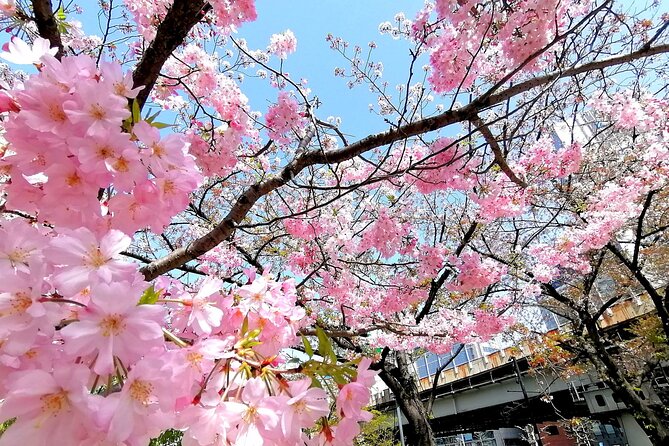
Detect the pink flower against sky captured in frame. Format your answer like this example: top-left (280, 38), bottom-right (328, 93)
top-left (264, 91), bottom-right (306, 144)
top-left (268, 29), bottom-right (297, 59)
top-left (0, 37), bottom-right (57, 65)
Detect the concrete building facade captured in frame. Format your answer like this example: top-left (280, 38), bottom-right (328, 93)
top-left (371, 294), bottom-right (659, 445)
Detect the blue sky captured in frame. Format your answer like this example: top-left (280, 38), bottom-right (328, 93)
top-left (239, 0), bottom-right (425, 139)
top-left (2, 1), bottom-right (427, 140)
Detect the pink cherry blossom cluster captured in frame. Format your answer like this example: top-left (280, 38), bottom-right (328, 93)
top-left (590, 90), bottom-right (667, 131)
top-left (268, 30), bottom-right (298, 60)
top-left (158, 44), bottom-right (256, 178)
top-left (472, 174), bottom-right (529, 222)
top-left (0, 217), bottom-right (374, 445)
top-left (357, 208), bottom-right (410, 259)
top-left (446, 251), bottom-right (508, 292)
top-left (373, 306), bottom-right (515, 353)
top-left (0, 45), bottom-right (201, 235)
top-left (265, 91), bottom-right (308, 145)
top-left (275, 181), bottom-right (517, 354)
top-left (517, 137), bottom-right (582, 180)
top-left (123, 0), bottom-right (173, 41)
top-left (284, 216), bottom-right (326, 241)
top-left (409, 0), bottom-right (588, 93)
top-left (470, 135), bottom-right (583, 222)
top-left (412, 138), bottom-right (477, 194)
top-left (208, 0), bottom-right (258, 34)
top-left (124, 0), bottom-right (257, 41)
top-left (0, 39), bottom-right (377, 444)
top-left (528, 93), bottom-right (669, 282)
top-left (287, 211), bottom-right (515, 353)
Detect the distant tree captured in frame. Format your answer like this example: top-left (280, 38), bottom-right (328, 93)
top-left (355, 410), bottom-right (400, 446)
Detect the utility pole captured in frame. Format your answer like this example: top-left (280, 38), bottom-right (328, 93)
top-left (396, 404), bottom-right (406, 446)
top-left (512, 357), bottom-right (544, 446)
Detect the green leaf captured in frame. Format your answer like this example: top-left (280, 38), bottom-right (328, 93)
top-left (150, 121), bottom-right (174, 129)
top-left (241, 315), bottom-right (249, 335)
top-left (121, 117), bottom-right (133, 133)
top-left (149, 429), bottom-right (183, 446)
top-left (316, 327), bottom-right (336, 363)
top-left (138, 284), bottom-right (160, 305)
top-left (302, 335), bottom-right (314, 358)
top-left (56, 6), bottom-right (66, 21)
top-left (131, 99), bottom-right (141, 124)
top-left (145, 109), bottom-right (161, 123)
top-left (55, 6), bottom-right (68, 33)
top-left (331, 370), bottom-right (348, 385)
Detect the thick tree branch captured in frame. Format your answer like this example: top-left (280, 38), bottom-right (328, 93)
top-left (122, 250), bottom-right (205, 276)
top-left (606, 242), bottom-right (669, 340)
top-left (483, 43), bottom-right (669, 108)
top-left (132, 0), bottom-right (209, 108)
top-left (140, 43), bottom-right (669, 281)
top-left (633, 190), bottom-right (656, 268)
top-left (415, 221), bottom-right (478, 323)
top-left (31, 0), bottom-right (64, 59)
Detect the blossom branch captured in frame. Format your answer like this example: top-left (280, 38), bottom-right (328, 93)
top-left (471, 114), bottom-right (527, 187)
top-left (140, 43), bottom-right (669, 281)
top-left (132, 0), bottom-right (210, 108)
top-left (30, 0), bottom-right (64, 59)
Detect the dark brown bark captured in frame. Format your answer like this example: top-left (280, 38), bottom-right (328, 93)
top-left (139, 43), bottom-right (669, 281)
top-left (378, 351), bottom-right (436, 446)
top-left (471, 115), bottom-right (527, 187)
top-left (132, 0), bottom-right (209, 108)
top-left (580, 316), bottom-right (669, 444)
top-left (31, 0), bottom-right (64, 59)
top-left (607, 242), bottom-right (669, 342)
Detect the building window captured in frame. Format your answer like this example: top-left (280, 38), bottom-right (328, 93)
top-left (454, 347), bottom-right (469, 366)
top-left (416, 356), bottom-right (428, 379)
top-left (437, 351), bottom-right (455, 370)
top-left (426, 352), bottom-right (440, 375)
top-left (466, 344), bottom-right (478, 361)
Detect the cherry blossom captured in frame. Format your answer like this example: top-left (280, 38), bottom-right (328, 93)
top-left (0, 0), bottom-right (665, 444)
top-left (60, 281), bottom-right (165, 375)
top-left (0, 37), bottom-right (57, 65)
top-left (268, 30), bottom-right (297, 59)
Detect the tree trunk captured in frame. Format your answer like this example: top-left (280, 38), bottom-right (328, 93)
top-left (378, 351), bottom-right (436, 446)
top-left (581, 318), bottom-right (669, 444)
